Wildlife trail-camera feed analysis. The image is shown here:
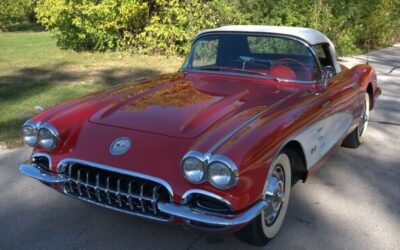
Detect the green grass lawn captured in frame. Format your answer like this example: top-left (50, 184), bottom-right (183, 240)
top-left (0, 32), bottom-right (183, 148)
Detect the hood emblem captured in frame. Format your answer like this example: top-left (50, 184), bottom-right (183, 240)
top-left (110, 137), bottom-right (131, 156)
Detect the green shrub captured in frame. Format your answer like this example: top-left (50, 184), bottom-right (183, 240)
top-left (134, 0), bottom-right (247, 55)
top-left (0, 0), bottom-right (36, 31)
top-left (35, 0), bottom-right (148, 51)
top-left (34, 0), bottom-right (400, 55)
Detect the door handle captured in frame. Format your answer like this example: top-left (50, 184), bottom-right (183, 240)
top-left (322, 101), bottom-right (332, 109)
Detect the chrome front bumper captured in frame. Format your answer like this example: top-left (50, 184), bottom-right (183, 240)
top-left (19, 163), bottom-right (265, 229)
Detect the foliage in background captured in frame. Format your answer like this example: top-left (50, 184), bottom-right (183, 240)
top-left (4, 0), bottom-right (400, 56)
top-left (134, 0), bottom-right (247, 55)
top-left (35, 0), bottom-right (148, 51)
top-left (0, 0), bottom-right (36, 31)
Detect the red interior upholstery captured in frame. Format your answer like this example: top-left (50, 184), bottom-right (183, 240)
top-left (269, 65), bottom-right (297, 79)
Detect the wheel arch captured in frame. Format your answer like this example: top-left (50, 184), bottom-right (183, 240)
top-left (280, 140), bottom-right (307, 183)
top-left (367, 83), bottom-right (374, 110)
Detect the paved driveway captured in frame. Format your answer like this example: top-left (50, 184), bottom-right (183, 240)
top-left (0, 45), bottom-right (399, 250)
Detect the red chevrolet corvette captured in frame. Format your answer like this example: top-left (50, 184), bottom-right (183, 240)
top-left (20, 25), bottom-right (380, 245)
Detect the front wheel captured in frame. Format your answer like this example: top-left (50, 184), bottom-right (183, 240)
top-left (342, 93), bottom-right (370, 148)
top-left (235, 149), bottom-right (293, 246)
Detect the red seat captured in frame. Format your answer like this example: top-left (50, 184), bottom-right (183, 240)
top-left (269, 65), bottom-right (296, 79)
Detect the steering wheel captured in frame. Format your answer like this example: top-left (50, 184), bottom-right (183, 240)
top-left (273, 58), bottom-right (312, 80)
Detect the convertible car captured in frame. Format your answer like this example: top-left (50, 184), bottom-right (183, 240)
top-left (20, 25), bottom-right (380, 245)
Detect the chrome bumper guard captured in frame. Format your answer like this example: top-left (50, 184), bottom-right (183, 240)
top-left (19, 163), bottom-right (265, 228)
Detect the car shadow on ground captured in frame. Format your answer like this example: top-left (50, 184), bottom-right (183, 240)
top-left (1, 128), bottom-right (398, 250)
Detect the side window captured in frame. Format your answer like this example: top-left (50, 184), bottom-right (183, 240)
top-left (313, 44), bottom-right (336, 75)
top-left (192, 38), bottom-right (219, 67)
top-left (314, 45), bottom-right (326, 59)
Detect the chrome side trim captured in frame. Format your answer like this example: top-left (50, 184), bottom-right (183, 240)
top-left (206, 91), bottom-right (297, 155)
top-left (19, 164), bottom-right (67, 184)
top-left (56, 158), bottom-right (174, 200)
top-left (181, 189), bottom-right (234, 211)
top-left (158, 200), bottom-right (266, 227)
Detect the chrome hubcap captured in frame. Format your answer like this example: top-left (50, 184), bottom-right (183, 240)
top-left (358, 99), bottom-right (368, 137)
top-left (264, 165), bottom-right (285, 225)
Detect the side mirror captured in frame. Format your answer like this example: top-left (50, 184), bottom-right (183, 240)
top-left (321, 66), bottom-right (335, 89)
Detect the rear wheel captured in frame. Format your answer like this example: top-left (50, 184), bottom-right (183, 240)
top-left (342, 93), bottom-right (370, 148)
top-left (235, 149), bottom-right (294, 246)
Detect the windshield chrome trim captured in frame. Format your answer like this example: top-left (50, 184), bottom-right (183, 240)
top-left (182, 69), bottom-right (318, 84)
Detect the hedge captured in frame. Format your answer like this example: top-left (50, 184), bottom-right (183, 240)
top-left (9, 0), bottom-right (400, 56)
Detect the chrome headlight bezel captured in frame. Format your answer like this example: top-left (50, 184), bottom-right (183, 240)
top-left (22, 121), bottom-right (39, 147)
top-left (22, 121), bottom-right (59, 151)
top-left (181, 151), bottom-right (207, 184)
top-left (181, 152), bottom-right (239, 190)
top-left (38, 123), bottom-right (59, 151)
top-left (207, 155), bottom-right (238, 190)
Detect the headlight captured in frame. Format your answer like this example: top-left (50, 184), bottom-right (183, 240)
top-left (181, 156), bottom-right (205, 184)
top-left (207, 160), bottom-right (237, 190)
top-left (38, 123), bottom-right (59, 150)
top-left (22, 122), bottom-right (38, 147)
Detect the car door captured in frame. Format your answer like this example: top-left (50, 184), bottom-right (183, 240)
top-left (314, 44), bottom-right (362, 155)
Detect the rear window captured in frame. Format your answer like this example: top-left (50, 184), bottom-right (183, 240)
top-left (247, 36), bottom-right (310, 55)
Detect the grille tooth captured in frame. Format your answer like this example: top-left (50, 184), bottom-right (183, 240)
top-left (106, 176), bottom-right (112, 205)
top-left (77, 169), bottom-right (83, 196)
top-left (127, 181), bottom-right (134, 210)
top-left (139, 183), bottom-right (146, 212)
top-left (68, 165), bottom-right (73, 192)
top-left (95, 173), bottom-right (102, 202)
top-left (151, 186), bottom-right (160, 215)
top-left (116, 178), bottom-right (123, 208)
top-left (85, 171), bottom-right (91, 199)
top-left (62, 162), bottom-right (171, 221)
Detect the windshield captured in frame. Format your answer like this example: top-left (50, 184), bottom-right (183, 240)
top-left (183, 34), bottom-right (321, 82)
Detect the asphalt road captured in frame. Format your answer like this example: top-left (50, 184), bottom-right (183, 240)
top-left (1, 45), bottom-right (399, 250)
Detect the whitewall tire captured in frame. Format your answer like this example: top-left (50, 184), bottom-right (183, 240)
top-left (342, 93), bottom-right (370, 148)
top-left (235, 149), bottom-right (295, 246)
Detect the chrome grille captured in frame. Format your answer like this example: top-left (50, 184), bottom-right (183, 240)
top-left (62, 162), bottom-right (172, 221)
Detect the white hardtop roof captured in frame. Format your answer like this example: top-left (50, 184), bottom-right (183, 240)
top-left (197, 25), bottom-right (332, 46)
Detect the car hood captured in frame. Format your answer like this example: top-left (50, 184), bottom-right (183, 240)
top-left (86, 72), bottom-right (294, 139)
